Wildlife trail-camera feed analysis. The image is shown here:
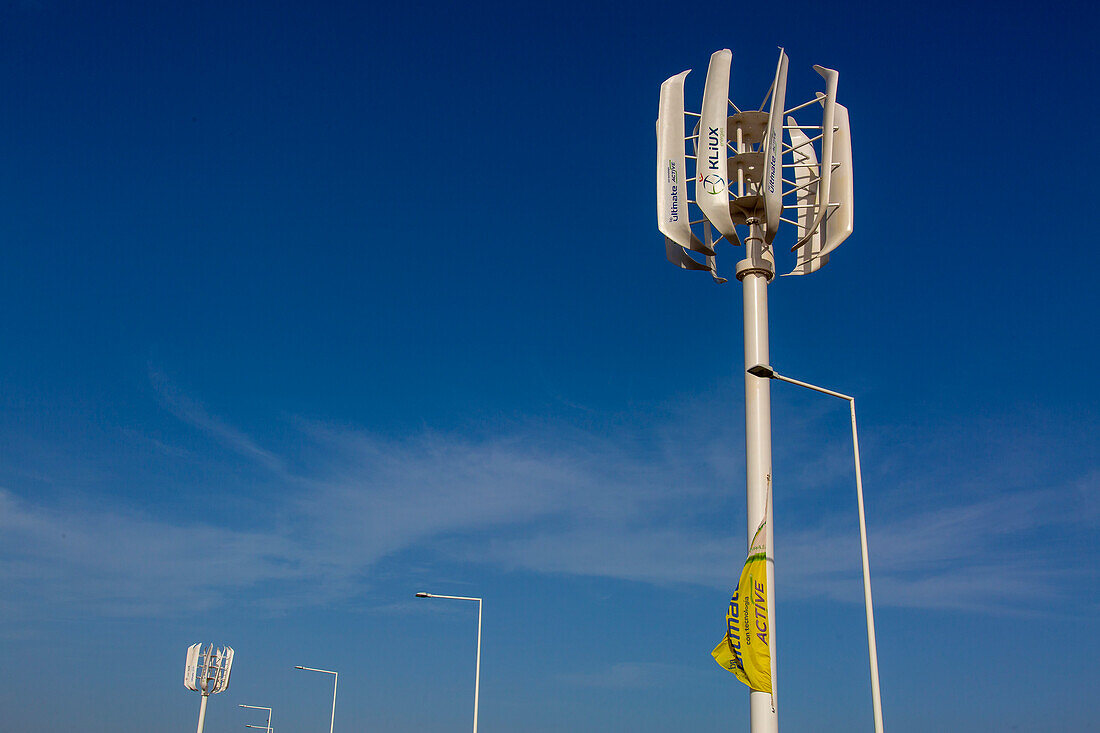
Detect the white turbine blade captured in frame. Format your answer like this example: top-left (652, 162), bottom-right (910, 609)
top-left (790, 66), bottom-right (838, 253)
top-left (184, 643), bottom-right (201, 691)
top-left (818, 102), bottom-right (853, 258)
top-left (657, 70), bottom-right (714, 256)
top-left (213, 646), bottom-right (234, 693)
top-left (665, 238), bottom-right (711, 271)
top-left (762, 48), bottom-right (789, 244)
top-left (697, 49), bottom-right (740, 246)
top-left (703, 220), bottom-right (729, 283)
top-left (784, 116), bottom-right (827, 276)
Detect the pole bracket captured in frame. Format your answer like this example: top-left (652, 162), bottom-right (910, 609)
top-left (735, 257), bottom-right (775, 282)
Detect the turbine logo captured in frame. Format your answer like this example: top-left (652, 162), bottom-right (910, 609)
top-left (768, 135), bottom-right (778, 194)
top-left (702, 174), bottom-right (726, 195)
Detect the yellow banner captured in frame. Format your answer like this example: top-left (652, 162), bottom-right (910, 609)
top-left (712, 521), bottom-right (771, 692)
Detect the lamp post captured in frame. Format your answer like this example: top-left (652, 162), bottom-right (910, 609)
top-left (415, 592), bottom-right (482, 733)
top-left (239, 704), bottom-right (273, 733)
top-left (748, 364), bottom-right (884, 733)
top-left (294, 666), bottom-right (338, 733)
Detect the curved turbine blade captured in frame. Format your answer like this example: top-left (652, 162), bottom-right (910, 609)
top-left (665, 238), bottom-right (710, 271)
top-left (790, 66), bottom-right (838, 253)
top-left (703, 220), bottom-right (728, 283)
top-left (184, 643), bottom-right (202, 692)
top-left (697, 49), bottom-right (741, 246)
top-left (762, 49), bottom-right (789, 243)
top-left (211, 646), bottom-right (234, 694)
top-left (818, 102), bottom-right (853, 258)
top-left (784, 116), bottom-right (826, 275)
top-left (657, 70), bottom-right (714, 257)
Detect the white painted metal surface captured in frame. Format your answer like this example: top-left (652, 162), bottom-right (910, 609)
top-left (416, 593), bottom-right (483, 733)
top-left (665, 237), bottom-right (711, 271)
top-left (657, 49), bottom-right (870, 733)
top-left (736, 230), bottom-right (778, 733)
top-left (790, 66), bottom-right (838, 254)
top-left (698, 50), bottom-right (741, 246)
top-left (786, 116), bottom-right (825, 275)
top-left (240, 704), bottom-right (273, 733)
top-left (196, 692), bottom-right (209, 733)
top-left (185, 643), bottom-right (202, 692)
top-left (295, 666), bottom-right (338, 733)
top-left (657, 70), bottom-right (711, 257)
top-left (750, 367), bottom-right (884, 733)
top-left (185, 644), bottom-right (234, 733)
top-left (819, 102), bottom-right (854, 259)
top-left (762, 50), bottom-right (789, 243)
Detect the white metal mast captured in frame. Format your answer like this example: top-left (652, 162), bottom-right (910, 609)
top-left (737, 224), bottom-right (778, 733)
top-left (658, 48), bottom-right (871, 733)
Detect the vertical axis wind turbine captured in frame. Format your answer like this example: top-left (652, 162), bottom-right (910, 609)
top-left (184, 643), bottom-right (235, 733)
top-left (657, 48), bottom-right (870, 733)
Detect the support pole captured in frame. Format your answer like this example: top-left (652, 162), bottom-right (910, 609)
top-left (329, 673), bottom-right (338, 733)
top-left (196, 694), bottom-right (209, 733)
top-left (757, 370), bottom-right (885, 733)
top-left (473, 597), bottom-right (482, 733)
top-left (736, 221), bottom-right (777, 733)
top-left (850, 401), bottom-right (885, 733)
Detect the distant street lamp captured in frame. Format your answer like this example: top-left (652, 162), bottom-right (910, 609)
top-left (416, 592), bottom-right (483, 733)
top-left (239, 704), bottom-right (273, 733)
top-left (294, 665), bottom-right (338, 733)
top-left (748, 364), bottom-right (884, 733)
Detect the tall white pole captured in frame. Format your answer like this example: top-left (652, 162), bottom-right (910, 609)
top-left (850, 401), bottom-right (884, 733)
top-left (473, 598), bottom-right (482, 733)
top-left (294, 667), bottom-right (339, 733)
top-left (736, 219), bottom-right (778, 733)
top-left (329, 672), bottom-right (338, 733)
top-left (196, 693), bottom-right (209, 733)
top-left (759, 370), bottom-right (884, 733)
top-left (415, 593), bottom-right (482, 733)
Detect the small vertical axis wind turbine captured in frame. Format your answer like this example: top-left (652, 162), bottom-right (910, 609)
top-left (657, 49), bottom-right (860, 733)
top-left (184, 643), bottom-right (235, 733)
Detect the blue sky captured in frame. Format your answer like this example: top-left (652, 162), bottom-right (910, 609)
top-left (1, 0), bottom-right (1098, 731)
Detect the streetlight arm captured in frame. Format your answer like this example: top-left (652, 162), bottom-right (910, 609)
top-left (749, 365), bottom-right (884, 733)
top-left (748, 364), bottom-right (853, 401)
top-left (417, 593), bottom-right (481, 602)
top-left (295, 666), bottom-right (337, 675)
top-left (772, 372), bottom-right (853, 401)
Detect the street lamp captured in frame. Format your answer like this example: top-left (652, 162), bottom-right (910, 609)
top-left (294, 666), bottom-right (338, 733)
top-left (415, 592), bottom-right (483, 733)
top-left (239, 704), bottom-right (273, 733)
top-left (748, 364), bottom-right (884, 733)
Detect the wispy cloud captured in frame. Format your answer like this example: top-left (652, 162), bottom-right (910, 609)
top-left (148, 365), bottom-right (286, 474)
top-left (2, 376), bottom-right (1096, 622)
top-left (0, 488), bottom-right (303, 619)
top-left (558, 662), bottom-right (704, 689)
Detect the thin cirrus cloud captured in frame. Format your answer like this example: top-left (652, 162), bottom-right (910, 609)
top-left (556, 661), bottom-right (707, 690)
top-left (0, 374), bottom-right (1094, 624)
